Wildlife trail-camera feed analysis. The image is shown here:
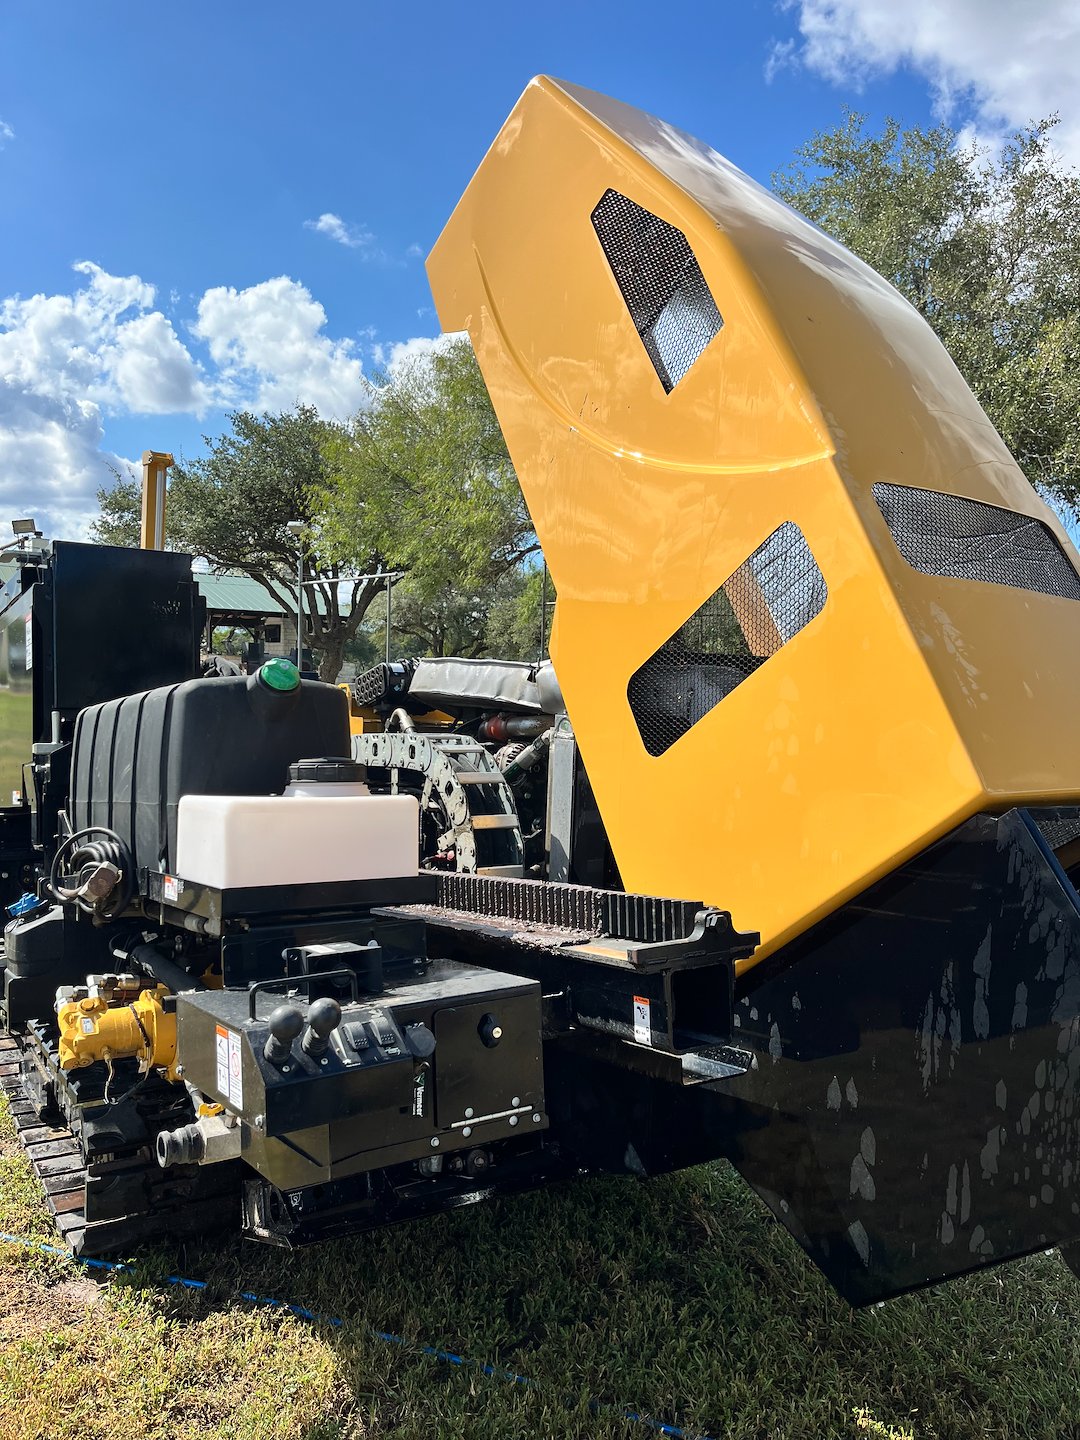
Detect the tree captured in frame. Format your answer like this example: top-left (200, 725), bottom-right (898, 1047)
top-left (92, 407), bottom-right (389, 682)
top-left (93, 340), bottom-right (543, 672)
top-left (774, 114), bottom-right (1080, 508)
top-left (324, 337), bottom-right (539, 607)
top-left (386, 562), bottom-right (552, 661)
top-left (92, 467), bottom-right (141, 548)
top-left (481, 564), bottom-right (553, 661)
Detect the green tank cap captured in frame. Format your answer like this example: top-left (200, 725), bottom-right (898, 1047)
top-left (259, 657), bottom-right (301, 692)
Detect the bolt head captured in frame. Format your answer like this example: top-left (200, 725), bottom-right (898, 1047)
top-left (532, 1113), bottom-right (542, 1123)
top-left (464, 1107), bottom-right (474, 1118)
top-left (462, 1126), bottom-right (472, 1138)
top-left (509, 1115), bottom-right (519, 1127)
top-left (430, 1137), bottom-right (440, 1148)
top-left (511, 1096), bottom-right (520, 1107)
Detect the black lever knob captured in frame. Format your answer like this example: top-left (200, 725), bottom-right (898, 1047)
top-left (302, 997), bottom-right (342, 1057)
top-left (263, 1003), bottom-right (304, 1067)
top-left (404, 1023), bottom-right (436, 1059)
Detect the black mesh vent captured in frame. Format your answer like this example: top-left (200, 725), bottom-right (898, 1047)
top-left (591, 188), bottom-right (723, 392)
top-left (1030, 807), bottom-right (1080, 855)
top-left (433, 872), bottom-right (703, 943)
top-left (628, 522), bottom-right (826, 757)
top-left (873, 483), bottom-right (1080, 601)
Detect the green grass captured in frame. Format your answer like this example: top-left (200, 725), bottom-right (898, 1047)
top-left (0, 690), bottom-right (32, 804)
top-left (2, 1091), bottom-right (1078, 1440)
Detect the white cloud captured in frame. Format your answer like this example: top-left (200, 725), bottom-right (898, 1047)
top-left (0, 261), bottom-right (210, 539)
top-left (0, 260), bottom-right (207, 415)
top-left (0, 385), bottom-right (134, 543)
top-left (194, 275), bottom-right (372, 418)
top-left (0, 119), bottom-right (13, 147)
top-left (304, 212), bottom-right (375, 250)
top-left (370, 331), bottom-right (462, 376)
top-left (764, 37), bottom-right (798, 84)
top-left (773, 0), bottom-right (1080, 162)
top-left (0, 263), bottom-right (451, 541)
top-left (99, 312), bottom-right (212, 414)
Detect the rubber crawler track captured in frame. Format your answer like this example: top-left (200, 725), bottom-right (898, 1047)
top-left (0, 1033), bottom-right (238, 1256)
top-left (0, 1033), bottom-right (90, 1251)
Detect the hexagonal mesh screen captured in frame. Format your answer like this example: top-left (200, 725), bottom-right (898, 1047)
top-left (628, 522), bottom-right (827, 757)
top-left (591, 188), bottom-right (723, 392)
top-left (873, 484), bottom-right (1080, 600)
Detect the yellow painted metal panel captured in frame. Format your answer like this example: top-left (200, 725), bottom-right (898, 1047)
top-left (428, 77), bottom-right (1080, 966)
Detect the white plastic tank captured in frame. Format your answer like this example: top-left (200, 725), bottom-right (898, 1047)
top-left (173, 757), bottom-right (417, 889)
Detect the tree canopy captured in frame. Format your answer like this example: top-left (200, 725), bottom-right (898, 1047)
top-left (323, 337), bottom-right (537, 594)
top-left (383, 562), bottom-right (550, 662)
top-left (92, 340), bottom-right (545, 677)
top-left (321, 336), bottom-right (543, 666)
top-left (92, 407), bottom-right (388, 681)
top-left (774, 114), bottom-right (1080, 508)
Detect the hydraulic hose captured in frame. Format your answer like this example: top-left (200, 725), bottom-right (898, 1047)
top-left (128, 942), bottom-right (201, 994)
top-left (47, 826), bottom-right (136, 918)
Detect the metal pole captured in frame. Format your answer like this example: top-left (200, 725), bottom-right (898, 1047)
top-left (385, 574), bottom-right (392, 665)
top-left (297, 546), bottom-right (304, 671)
top-left (285, 520), bottom-right (305, 669)
top-left (539, 562), bottom-right (548, 661)
top-left (140, 451), bottom-right (173, 550)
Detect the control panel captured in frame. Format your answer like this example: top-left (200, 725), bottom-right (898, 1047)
top-left (173, 958), bottom-right (546, 1187)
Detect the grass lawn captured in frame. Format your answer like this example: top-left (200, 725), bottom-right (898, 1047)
top-left (0, 690), bottom-right (32, 804)
top-left (1, 1090), bottom-right (1078, 1440)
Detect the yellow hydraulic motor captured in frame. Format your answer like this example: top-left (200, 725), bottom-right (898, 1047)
top-left (56, 982), bottom-right (179, 1081)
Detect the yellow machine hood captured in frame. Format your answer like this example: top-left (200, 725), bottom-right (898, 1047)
top-left (428, 76), bottom-right (1080, 965)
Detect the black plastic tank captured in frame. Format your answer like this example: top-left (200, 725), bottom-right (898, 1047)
top-left (69, 659), bottom-right (350, 875)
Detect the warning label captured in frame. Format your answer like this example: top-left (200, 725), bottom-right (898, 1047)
top-left (632, 995), bottom-right (652, 1046)
top-left (215, 1024), bottom-right (243, 1107)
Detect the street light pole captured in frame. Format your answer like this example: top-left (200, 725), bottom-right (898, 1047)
top-left (286, 520), bottom-right (304, 670)
top-left (385, 573), bottom-right (392, 665)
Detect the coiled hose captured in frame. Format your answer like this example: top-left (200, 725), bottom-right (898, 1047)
top-left (47, 825), bottom-right (136, 918)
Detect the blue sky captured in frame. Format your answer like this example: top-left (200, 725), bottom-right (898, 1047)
top-left (1, 0), bottom-right (1077, 539)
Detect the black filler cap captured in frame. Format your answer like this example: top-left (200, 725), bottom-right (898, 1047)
top-left (288, 756), bottom-right (368, 785)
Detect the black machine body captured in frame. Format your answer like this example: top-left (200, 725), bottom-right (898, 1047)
top-left (2, 540), bottom-right (1080, 1309)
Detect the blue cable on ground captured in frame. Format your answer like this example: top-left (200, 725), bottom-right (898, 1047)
top-left (0, 1230), bottom-right (713, 1439)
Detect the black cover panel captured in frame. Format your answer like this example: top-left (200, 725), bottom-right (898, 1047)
top-left (535, 811), bottom-right (1080, 1303)
top-left (51, 541), bottom-right (201, 714)
top-left (70, 674), bottom-right (350, 874)
top-left (707, 809), bottom-right (1080, 1303)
